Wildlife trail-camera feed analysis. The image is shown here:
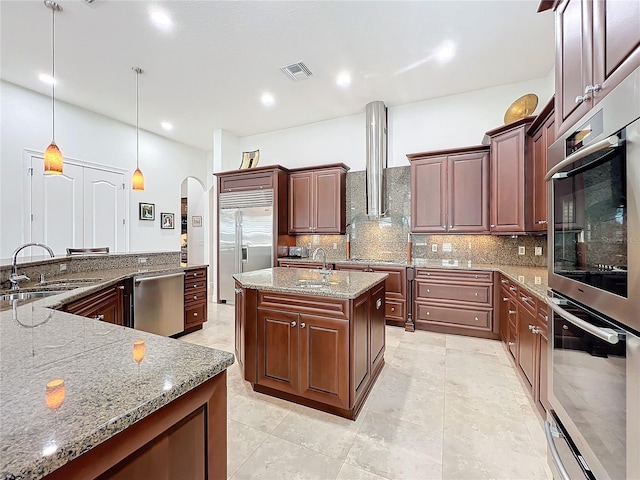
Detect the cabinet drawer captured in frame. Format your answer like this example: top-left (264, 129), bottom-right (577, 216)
top-left (185, 279), bottom-right (207, 292)
top-left (185, 290), bottom-right (207, 305)
top-left (185, 303), bottom-right (206, 326)
top-left (385, 299), bottom-right (405, 321)
top-left (498, 275), bottom-right (518, 296)
top-left (185, 268), bottom-right (206, 280)
top-left (220, 172), bottom-right (273, 192)
top-left (370, 266), bottom-right (406, 296)
top-left (415, 269), bottom-right (493, 283)
top-left (517, 286), bottom-right (537, 312)
top-left (416, 282), bottom-right (491, 305)
top-left (415, 303), bottom-right (491, 330)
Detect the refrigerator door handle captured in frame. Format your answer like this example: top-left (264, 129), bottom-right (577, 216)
top-left (241, 246), bottom-right (248, 263)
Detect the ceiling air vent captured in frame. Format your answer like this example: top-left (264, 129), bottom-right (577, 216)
top-left (281, 62), bottom-right (313, 81)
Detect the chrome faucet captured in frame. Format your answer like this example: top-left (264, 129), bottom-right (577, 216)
top-left (312, 247), bottom-right (330, 274)
top-left (9, 243), bottom-right (55, 290)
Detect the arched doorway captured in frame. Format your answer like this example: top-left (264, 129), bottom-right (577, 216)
top-left (180, 177), bottom-right (206, 264)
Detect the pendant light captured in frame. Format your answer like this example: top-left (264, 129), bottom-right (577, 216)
top-left (132, 67), bottom-right (145, 191)
top-left (43, 0), bottom-right (63, 175)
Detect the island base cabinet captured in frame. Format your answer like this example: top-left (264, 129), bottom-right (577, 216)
top-left (44, 371), bottom-right (227, 480)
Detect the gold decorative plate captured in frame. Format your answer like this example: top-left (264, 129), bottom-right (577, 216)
top-left (504, 93), bottom-right (539, 124)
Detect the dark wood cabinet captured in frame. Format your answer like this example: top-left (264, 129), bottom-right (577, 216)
top-left (536, 304), bottom-right (550, 414)
top-left (288, 164), bottom-right (348, 234)
top-left (527, 97), bottom-right (555, 232)
top-left (486, 118), bottom-right (535, 234)
top-left (277, 261), bottom-right (326, 269)
top-left (413, 269), bottom-right (496, 339)
top-left (184, 267), bottom-right (207, 332)
top-left (240, 280), bottom-right (386, 419)
top-left (517, 299), bottom-right (537, 390)
top-left (63, 282), bottom-right (125, 326)
top-left (334, 263), bottom-right (407, 328)
top-left (234, 282), bottom-right (245, 371)
top-left (554, 0), bottom-right (640, 136)
top-left (408, 146), bottom-right (489, 233)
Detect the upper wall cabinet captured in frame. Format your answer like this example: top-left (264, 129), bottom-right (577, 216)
top-left (526, 97), bottom-right (555, 233)
top-left (555, 0), bottom-right (640, 136)
top-left (486, 117), bottom-right (535, 235)
top-left (408, 146), bottom-right (490, 234)
top-left (288, 164), bottom-right (348, 235)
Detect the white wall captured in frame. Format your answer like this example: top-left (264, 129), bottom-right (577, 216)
top-left (224, 75), bottom-right (554, 172)
top-left (186, 177), bottom-right (205, 265)
top-left (0, 81), bottom-right (209, 258)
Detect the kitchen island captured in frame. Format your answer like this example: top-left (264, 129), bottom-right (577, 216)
top-left (233, 267), bottom-right (387, 420)
top-left (0, 295), bottom-right (234, 480)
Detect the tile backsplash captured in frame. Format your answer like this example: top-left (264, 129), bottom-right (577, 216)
top-left (297, 165), bottom-right (547, 267)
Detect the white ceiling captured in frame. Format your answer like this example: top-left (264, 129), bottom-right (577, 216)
top-left (1, 1), bottom-right (555, 151)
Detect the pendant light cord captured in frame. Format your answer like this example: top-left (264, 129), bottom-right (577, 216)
top-left (51, 5), bottom-right (56, 143)
top-left (136, 69), bottom-right (139, 170)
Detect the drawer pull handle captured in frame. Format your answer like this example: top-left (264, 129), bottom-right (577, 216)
top-left (474, 316), bottom-right (479, 321)
top-left (503, 297), bottom-right (509, 302)
top-left (508, 341), bottom-right (515, 346)
top-left (193, 296), bottom-right (198, 300)
top-left (301, 322), bottom-right (306, 328)
top-left (532, 327), bottom-right (541, 334)
top-left (509, 310), bottom-right (516, 315)
top-left (521, 296), bottom-right (530, 302)
top-left (376, 299), bottom-right (382, 309)
top-left (501, 279), bottom-right (508, 284)
top-left (291, 321), bottom-right (297, 327)
top-left (475, 292), bottom-right (478, 296)
top-left (510, 286), bottom-right (517, 292)
top-left (234, 288), bottom-right (242, 294)
top-left (528, 324), bottom-right (535, 331)
top-left (95, 314), bottom-right (104, 320)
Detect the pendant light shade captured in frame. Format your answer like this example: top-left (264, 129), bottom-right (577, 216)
top-left (132, 67), bottom-right (145, 191)
top-left (44, 1), bottom-right (63, 175)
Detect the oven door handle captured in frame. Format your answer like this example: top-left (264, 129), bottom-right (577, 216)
top-left (544, 422), bottom-right (571, 480)
top-left (544, 135), bottom-right (620, 182)
top-left (546, 298), bottom-right (619, 344)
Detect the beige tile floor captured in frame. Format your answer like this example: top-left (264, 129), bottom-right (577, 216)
top-left (181, 302), bottom-right (552, 480)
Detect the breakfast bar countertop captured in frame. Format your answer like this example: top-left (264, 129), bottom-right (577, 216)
top-left (234, 267), bottom-right (388, 299)
top-left (0, 297), bottom-right (233, 479)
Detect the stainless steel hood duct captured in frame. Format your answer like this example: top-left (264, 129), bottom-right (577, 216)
top-left (365, 101), bottom-right (387, 218)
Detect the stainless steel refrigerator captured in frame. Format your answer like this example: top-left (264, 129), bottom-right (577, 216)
top-left (219, 189), bottom-right (274, 304)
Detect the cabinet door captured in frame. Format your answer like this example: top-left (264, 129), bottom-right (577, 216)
top-left (64, 283), bottom-right (123, 325)
top-left (448, 152), bottom-right (489, 233)
top-left (531, 125), bottom-right (548, 231)
top-left (555, 0), bottom-right (593, 136)
top-left (369, 283), bottom-right (386, 372)
top-left (314, 170), bottom-right (343, 233)
top-left (257, 309), bottom-right (299, 395)
top-left (299, 314), bottom-right (349, 409)
top-left (593, 0), bottom-right (640, 104)
top-left (498, 285), bottom-right (512, 343)
top-left (411, 156), bottom-right (447, 233)
top-left (517, 304), bottom-right (537, 391)
top-left (234, 284), bottom-right (245, 370)
top-left (538, 329), bottom-right (550, 413)
top-left (490, 127), bottom-right (526, 233)
top-left (289, 173), bottom-right (313, 233)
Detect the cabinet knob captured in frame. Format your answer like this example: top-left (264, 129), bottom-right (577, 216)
top-left (474, 316), bottom-right (479, 321)
top-left (193, 312), bottom-right (198, 317)
top-left (475, 292), bottom-right (479, 296)
top-left (474, 275), bottom-right (478, 279)
top-left (426, 311), bottom-right (430, 315)
top-left (508, 341), bottom-right (515, 346)
top-left (449, 225), bottom-right (453, 228)
top-left (300, 322), bottom-right (306, 328)
top-left (118, 285), bottom-right (125, 290)
top-left (503, 297), bottom-right (509, 302)
top-left (528, 324), bottom-right (535, 331)
top-left (234, 288), bottom-right (242, 294)
top-left (521, 296), bottom-right (530, 302)
top-left (376, 299), bottom-right (382, 309)
top-left (510, 286), bottom-right (517, 292)
top-left (426, 289), bottom-right (430, 293)
top-left (501, 279), bottom-right (508, 284)
top-left (193, 295), bottom-right (198, 300)
top-left (532, 327), bottom-right (541, 335)
top-left (391, 307), bottom-right (395, 312)
top-left (291, 321), bottom-right (296, 327)
top-left (491, 224), bottom-right (495, 228)
top-left (509, 310), bottom-right (516, 315)
top-left (95, 314), bottom-right (104, 320)
top-left (537, 220), bottom-right (548, 225)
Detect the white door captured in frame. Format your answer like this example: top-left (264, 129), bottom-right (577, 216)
top-left (83, 167), bottom-right (125, 252)
top-left (26, 153), bottom-right (127, 255)
top-left (29, 155), bottom-right (84, 255)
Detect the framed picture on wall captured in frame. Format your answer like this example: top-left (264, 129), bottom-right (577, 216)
top-left (160, 213), bottom-right (174, 229)
top-left (192, 216), bottom-right (202, 227)
top-left (139, 202), bottom-right (155, 221)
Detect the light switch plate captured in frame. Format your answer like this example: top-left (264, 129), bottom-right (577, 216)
top-left (442, 243), bottom-right (452, 252)
top-left (138, 257), bottom-right (147, 264)
top-left (312, 235), bottom-right (319, 244)
top-left (534, 246), bottom-right (543, 256)
top-left (59, 263), bottom-right (67, 272)
top-left (431, 244), bottom-right (438, 252)
top-left (518, 246), bottom-right (525, 255)
top-left (333, 242), bottom-right (337, 250)
top-left (535, 276), bottom-right (542, 285)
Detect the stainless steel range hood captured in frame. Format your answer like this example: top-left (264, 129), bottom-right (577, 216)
top-left (365, 101), bottom-right (387, 218)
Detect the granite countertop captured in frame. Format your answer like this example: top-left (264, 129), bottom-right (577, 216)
top-left (275, 257), bottom-right (548, 301)
top-left (0, 263), bottom-right (232, 480)
top-left (234, 267), bottom-right (388, 299)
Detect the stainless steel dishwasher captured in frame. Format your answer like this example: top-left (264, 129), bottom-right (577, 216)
top-left (133, 272), bottom-right (185, 336)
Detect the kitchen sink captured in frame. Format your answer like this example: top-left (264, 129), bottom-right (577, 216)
top-left (0, 290), bottom-right (67, 302)
top-left (295, 279), bottom-right (337, 289)
top-left (39, 278), bottom-right (99, 288)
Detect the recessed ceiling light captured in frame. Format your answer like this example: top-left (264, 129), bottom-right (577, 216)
top-left (161, 122), bottom-right (173, 131)
top-left (261, 93), bottom-right (275, 107)
top-left (436, 42), bottom-right (456, 63)
top-left (38, 73), bottom-right (56, 85)
top-left (150, 9), bottom-right (173, 30)
top-left (336, 72), bottom-right (351, 88)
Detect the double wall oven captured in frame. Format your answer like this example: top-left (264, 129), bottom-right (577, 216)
top-left (545, 66), bottom-right (640, 480)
